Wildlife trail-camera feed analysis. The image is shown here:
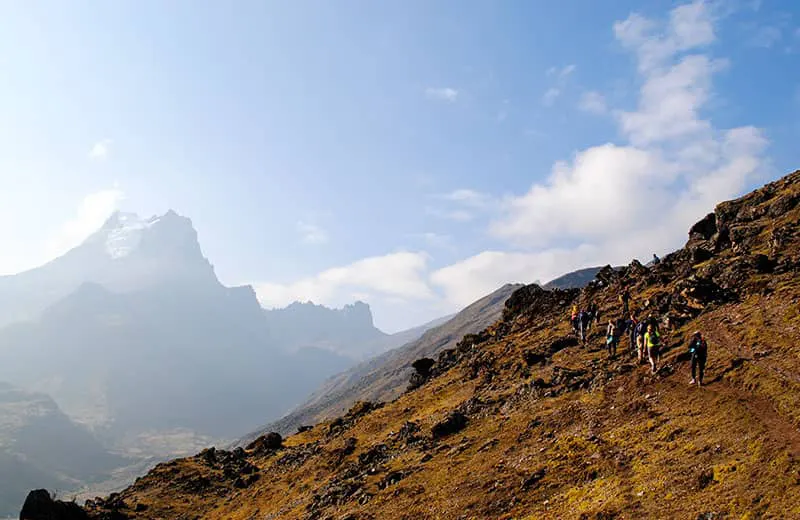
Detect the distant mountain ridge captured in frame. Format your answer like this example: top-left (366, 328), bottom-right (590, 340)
top-left (239, 283), bottom-right (522, 442)
top-left (0, 209), bottom-right (440, 445)
top-left (264, 301), bottom-right (387, 357)
top-left (543, 266), bottom-right (604, 289)
top-left (264, 301), bottom-right (452, 359)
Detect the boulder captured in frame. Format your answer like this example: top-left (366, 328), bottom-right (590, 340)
top-left (431, 411), bottom-right (468, 438)
top-left (411, 358), bottom-right (435, 377)
top-left (690, 246), bottom-right (713, 265)
top-left (595, 265), bottom-right (618, 286)
top-left (20, 490), bottom-right (89, 520)
top-left (246, 432), bottom-right (283, 453)
top-left (689, 213), bottom-right (717, 241)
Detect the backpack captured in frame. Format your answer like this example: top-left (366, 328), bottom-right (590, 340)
top-left (690, 338), bottom-right (707, 354)
top-left (635, 322), bottom-right (646, 337)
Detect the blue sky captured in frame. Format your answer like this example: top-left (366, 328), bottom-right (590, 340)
top-left (0, 0), bottom-right (798, 331)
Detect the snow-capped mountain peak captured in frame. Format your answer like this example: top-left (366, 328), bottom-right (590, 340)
top-left (103, 212), bottom-right (161, 259)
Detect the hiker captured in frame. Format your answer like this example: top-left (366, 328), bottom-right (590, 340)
top-left (606, 320), bottom-right (618, 358)
top-left (590, 302), bottom-right (600, 331)
top-left (688, 331), bottom-right (708, 386)
top-left (579, 309), bottom-right (591, 344)
top-left (619, 288), bottom-right (631, 316)
top-left (570, 305), bottom-right (579, 334)
top-left (587, 301), bottom-right (598, 331)
top-left (627, 313), bottom-right (639, 357)
top-left (652, 253), bottom-right (660, 265)
top-left (644, 323), bottom-right (661, 374)
top-left (635, 318), bottom-right (647, 363)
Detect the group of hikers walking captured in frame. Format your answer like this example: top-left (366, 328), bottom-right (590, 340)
top-left (570, 286), bottom-right (708, 386)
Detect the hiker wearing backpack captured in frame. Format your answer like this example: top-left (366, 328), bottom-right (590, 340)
top-left (635, 319), bottom-right (647, 363)
top-left (578, 310), bottom-right (591, 344)
top-left (644, 323), bottom-right (661, 374)
top-left (587, 302), bottom-right (598, 331)
top-left (688, 331), bottom-right (708, 386)
top-left (571, 305), bottom-right (579, 335)
top-left (606, 320), bottom-right (618, 358)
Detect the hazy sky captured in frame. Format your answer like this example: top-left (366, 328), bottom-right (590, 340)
top-left (1, 1), bottom-right (798, 331)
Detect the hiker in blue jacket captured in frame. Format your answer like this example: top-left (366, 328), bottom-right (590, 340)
top-left (688, 331), bottom-right (708, 386)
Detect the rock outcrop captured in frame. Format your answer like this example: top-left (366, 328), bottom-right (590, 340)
top-left (20, 490), bottom-right (88, 520)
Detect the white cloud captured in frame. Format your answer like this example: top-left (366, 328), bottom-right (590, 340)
top-left (88, 139), bottom-right (112, 160)
top-left (254, 251), bottom-right (435, 310)
top-left (547, 64), bottom-right (577, 79)
top-left (493, 0), bottom-right (767, 261)
top-left (48, 189), bottom-right (125, 258)
top-left (614, 1), bottom-right (715, 73)
top-left (542, 64), bottom-right (577, 106)
top-left (491, 144), bottom-right (672, 246)
top-left (297, 221), bottom-right (328, 245)
top-left (425, 87), bottom-right (459, 102)
top-left (617, 54), bottom-right (718, 146)
top-left (578, 91), bottom-right (608, 114)
top-left (542, 88), bottom-right (561, 106)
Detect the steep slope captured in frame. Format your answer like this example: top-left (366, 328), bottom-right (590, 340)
top-left (239, 283), bottom-right (521, 441)
top-left (0, 383), bottom-right (125, 516)
top-left (72, 170), bottom-right (800, 519)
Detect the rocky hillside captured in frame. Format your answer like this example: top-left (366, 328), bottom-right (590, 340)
top-left (239, 283), bottom-right (521, 441)
top-left (64, 170), bottom-right (800, 519)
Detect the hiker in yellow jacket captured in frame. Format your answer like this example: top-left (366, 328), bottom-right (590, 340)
top-left (644, 323), bottom-right (661, 374)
